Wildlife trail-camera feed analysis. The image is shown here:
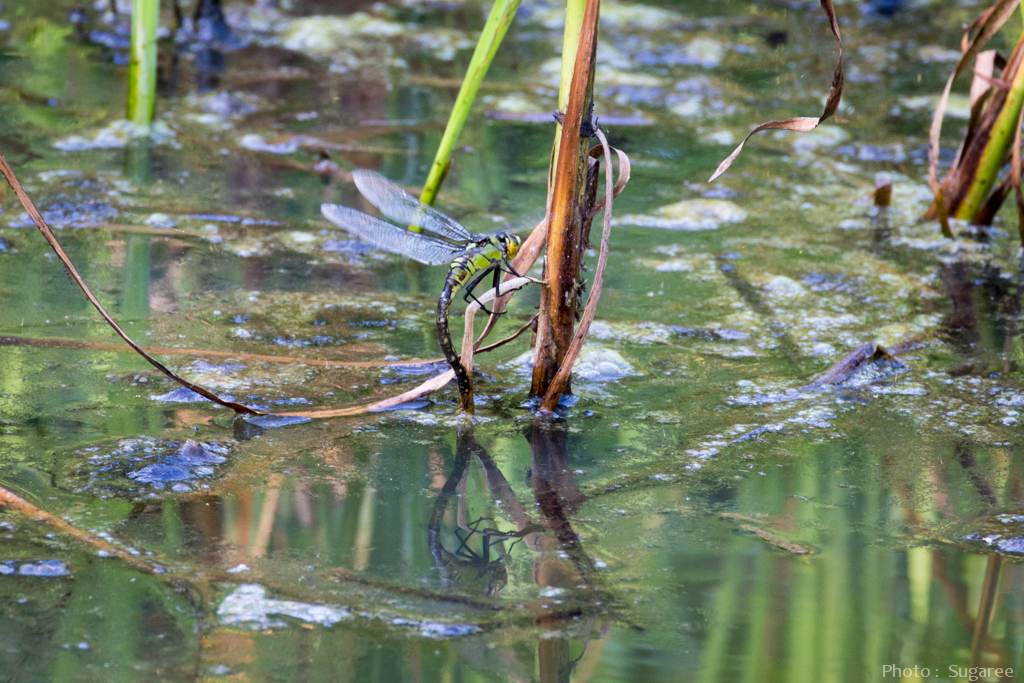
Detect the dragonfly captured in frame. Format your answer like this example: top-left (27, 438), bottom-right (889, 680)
top-left (321, 170), bottom-right (524, 410)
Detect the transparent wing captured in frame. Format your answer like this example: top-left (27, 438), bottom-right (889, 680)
top-left (321, 204), bottom-right (457, 266)
top-left (352, 169), bottom-right (476, 242)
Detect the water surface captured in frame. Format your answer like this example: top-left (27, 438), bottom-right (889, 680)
top-left (1, 0), bottom-right (1023, 681)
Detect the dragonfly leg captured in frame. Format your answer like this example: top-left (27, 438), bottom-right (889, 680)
top-left (464, 290), bottom-right (501, 317)
top-left (462, 267), bottom-right (504, 316)
top-left (490, 266), bottom-right (501, 299)
top-left (497, 261), bottom-right (524, 298)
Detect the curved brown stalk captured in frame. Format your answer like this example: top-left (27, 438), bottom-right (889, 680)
top-left (0, 336), bottom-right (446, 369)
top-left (459, 276), bottom-right (536, 384)
top-left (0, 148), bottom-right (258, 414)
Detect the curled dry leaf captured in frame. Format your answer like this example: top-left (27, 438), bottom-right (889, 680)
top-left (708, 0), bottom-right (843, 182)
top-left (927, 0), bottom-right (1021, 235)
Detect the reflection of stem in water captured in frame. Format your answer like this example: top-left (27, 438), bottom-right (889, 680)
top-left (697, 553), bottom-right (744, 683)
top-left (739, 552), bottom-right (772, 683)
top-left (121, 234), bottom-right (152, 323)
top-left (353, 484), bottom-right (377, 572)
top-left (405, 260), bottom-right (424, 297)
top-left (717, 258), bottom-right (805, 376)
top-left (538, 639), bottom-right (571, 683)
top-left (939, 262), bottom-right (980, 349)
top-left (969, 554), bottom-right (1004, 670)
top-left (931, 548), bottom-right (974, 633)
top-left (124, 140), bottom-right (153, 186)
top-left (251, 473), bottom-right (283, 558)
top-left (907, 547), bottom-right (932, 625)
top-left (955, 438), bottom-right (999, 507)
top-left (528, 421), bottom-right (593, 593)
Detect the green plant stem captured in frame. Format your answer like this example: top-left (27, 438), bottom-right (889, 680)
top-left (127, 0), bottom-right (161, 127)
top-left (418, 0), bottom-right (523, 209)
top-left (955, 40), bottom-right (1024, 221)
top-left (559, 0), bottom-right (588, 111)
top-left (550, 0), bottom-right (589, 176)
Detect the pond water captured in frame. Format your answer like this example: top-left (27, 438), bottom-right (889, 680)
top-left (1, 0), bottom-right (1024, 681)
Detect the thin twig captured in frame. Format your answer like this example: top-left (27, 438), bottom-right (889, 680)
top-left (280, 278), bottom-right (536, 418)
top-left (0, 336), bottom-right (445, 369)
top-left (475, 314), bottom-right (537, 354)
top-left (0, 483), bottom-right (165, 575)
top-left (0, 149), bottom-right (258, 414)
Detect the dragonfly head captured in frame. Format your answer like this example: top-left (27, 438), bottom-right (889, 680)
top-left (500, 233), bottom-right (522, 260)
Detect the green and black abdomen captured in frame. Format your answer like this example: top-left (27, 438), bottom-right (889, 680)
top-left (437, 266), bottom-right (473, 412)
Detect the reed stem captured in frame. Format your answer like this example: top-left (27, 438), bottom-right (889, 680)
top-left (418, 0), bottom-right (523, 209)
top-left (127, 0), bottom-right (161, 127)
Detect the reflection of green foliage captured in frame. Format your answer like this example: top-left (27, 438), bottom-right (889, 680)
top-left (19, 20), bottom-right (74, 99)
top-left (23, 19), bottom-right (73, 59)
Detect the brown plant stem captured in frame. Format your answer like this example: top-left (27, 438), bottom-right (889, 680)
top-left (538, 132), bottom-right (622, 413)
top-left (530, 0), bottom-right (600, 398)
top-left (0, 483), bottom-right (165, 575)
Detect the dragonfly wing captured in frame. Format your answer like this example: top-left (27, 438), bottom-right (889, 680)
top-left (321, 204), bottom-right (457, 266)
top-left (352, 169), bottom-right (475, 242)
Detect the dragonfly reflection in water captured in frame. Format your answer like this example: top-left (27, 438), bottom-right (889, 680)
top-left (321, 170), bottom-right (524, 409)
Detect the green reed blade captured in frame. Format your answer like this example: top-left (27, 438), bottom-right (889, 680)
top-left (127, 0), bottom-right (161, 127)
top-left (418, 0), bottom-right (523, 212)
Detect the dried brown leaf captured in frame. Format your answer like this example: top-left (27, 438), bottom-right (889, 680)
top-left (928, 0), bottom-right (1020, 235)
top-left (709, 0), bottom-right (843, 182)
